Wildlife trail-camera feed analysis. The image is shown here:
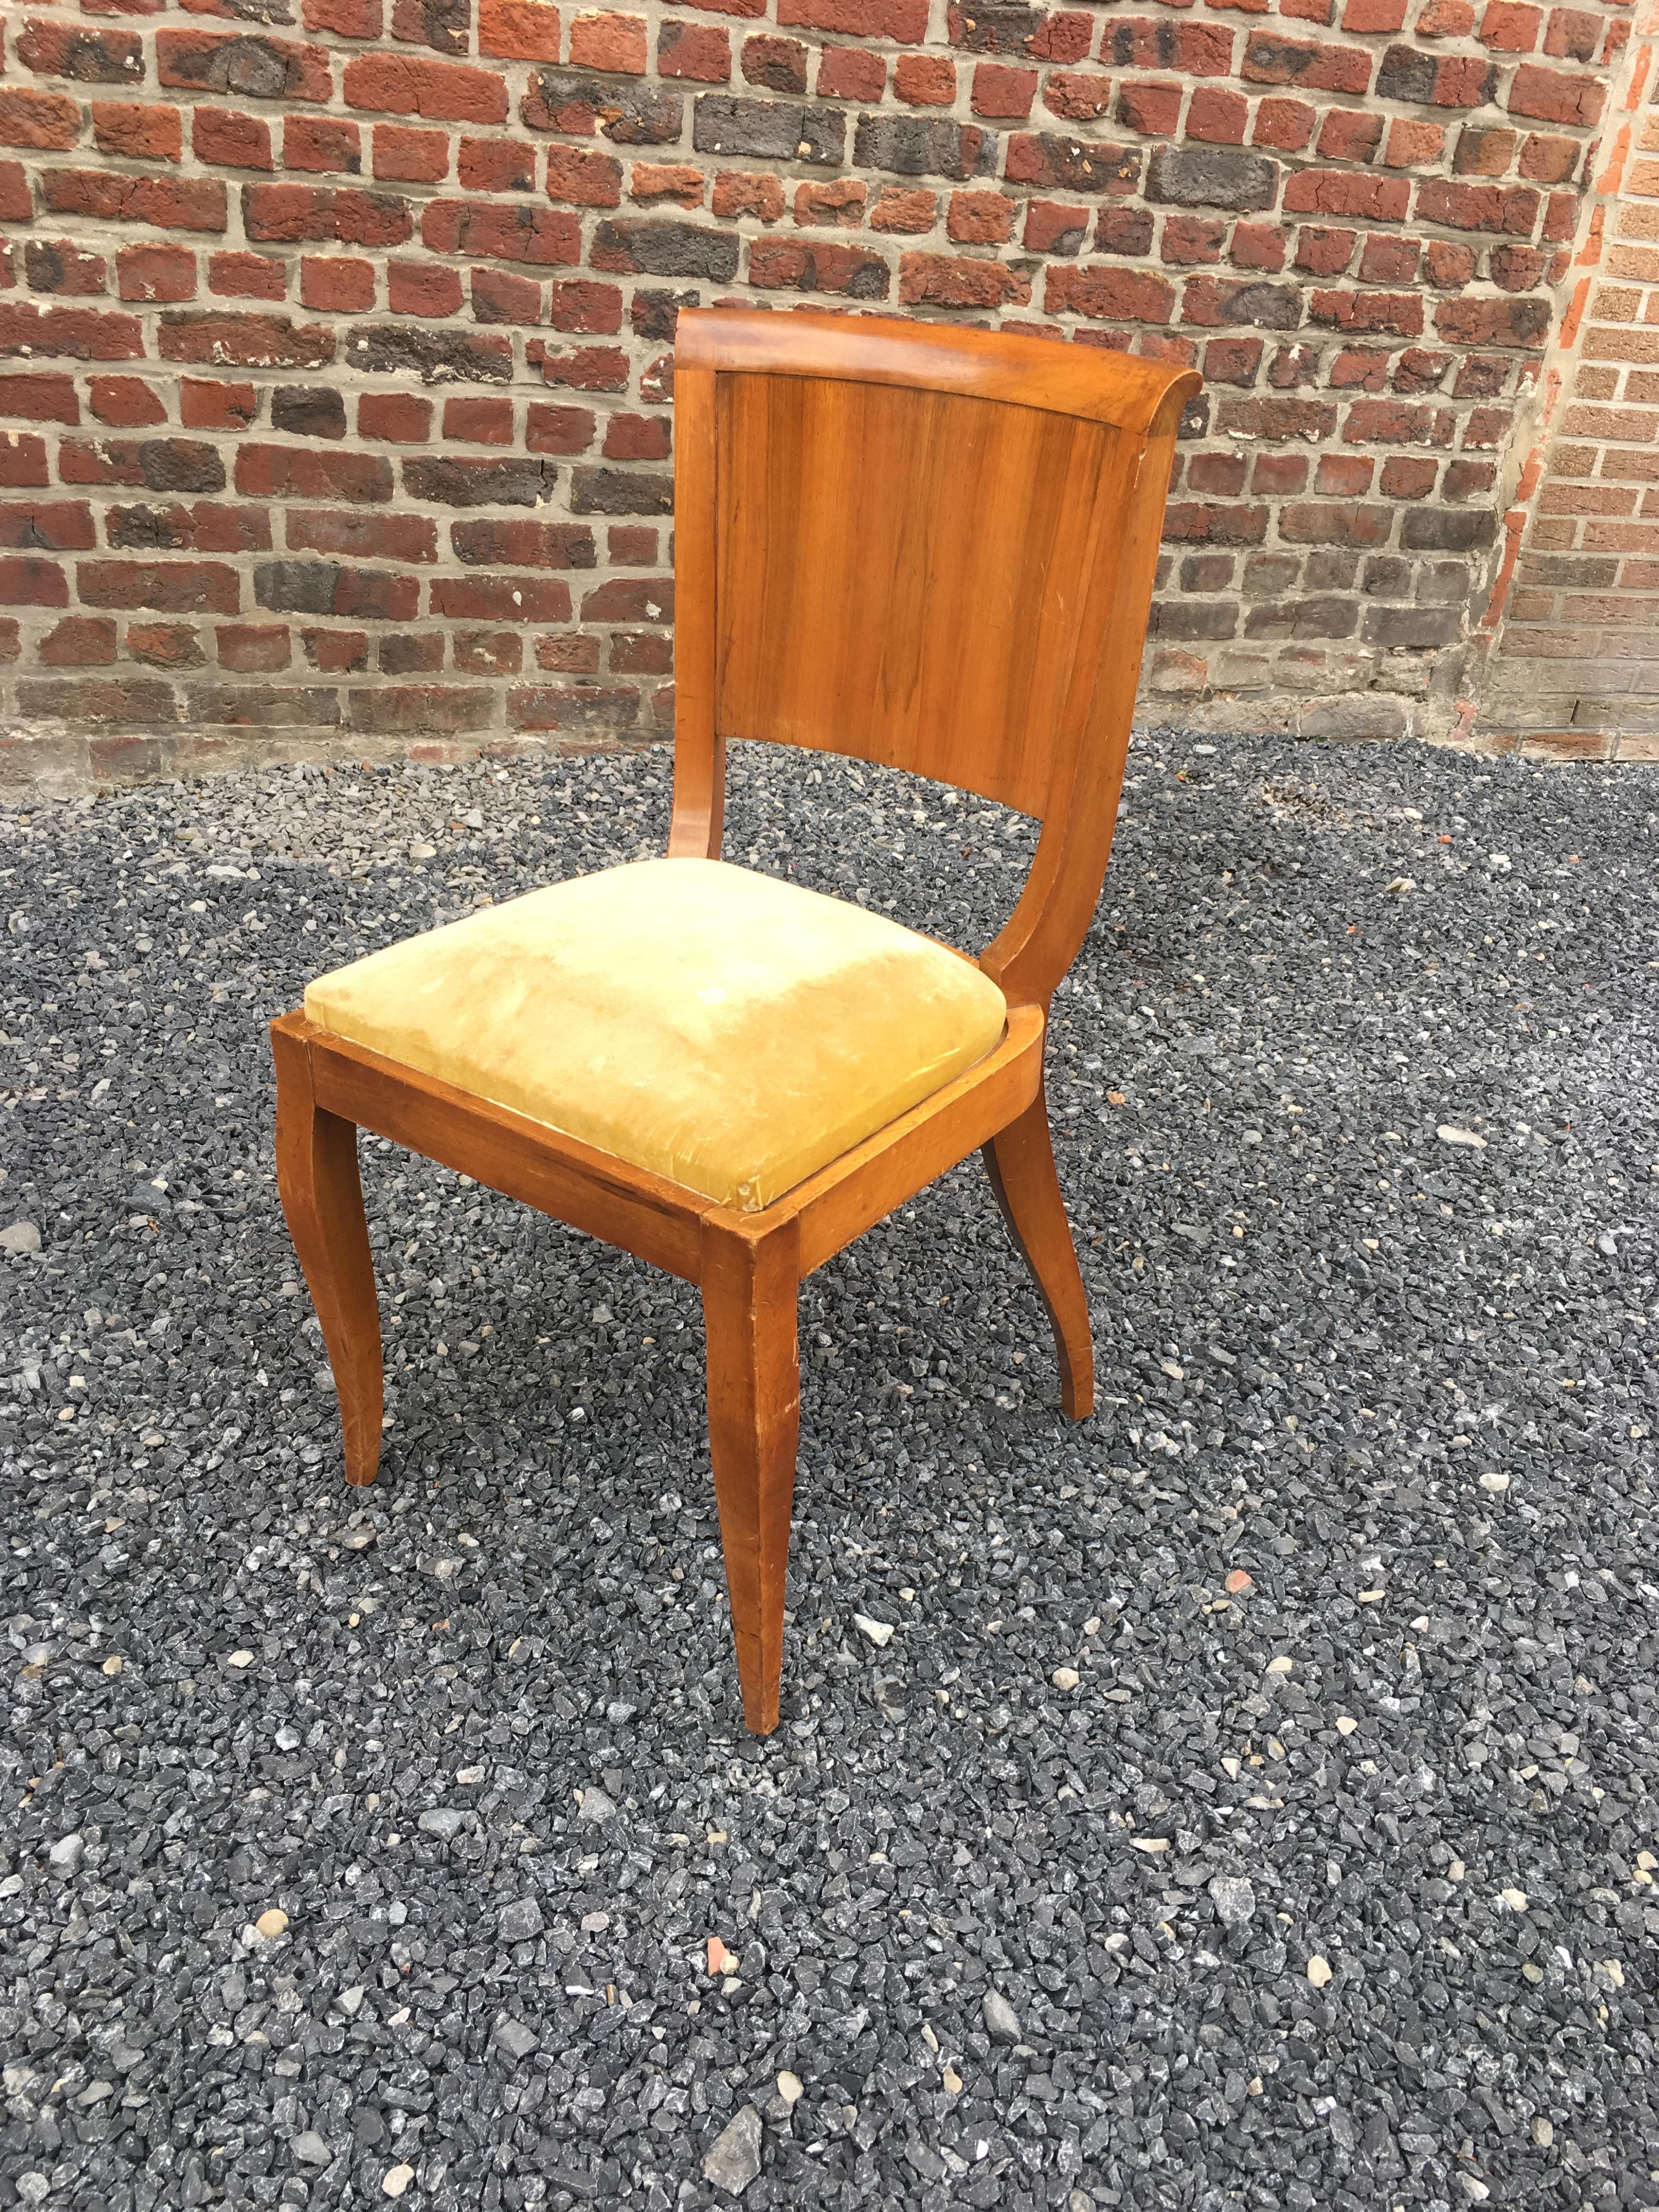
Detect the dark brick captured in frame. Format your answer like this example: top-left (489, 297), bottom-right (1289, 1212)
top-left (402, 456), bottom-right (561, 507)
top-left (853, 116), bottom-right (997, 181)
top-left (271, 386), bottom-right (348, 439)
top-left (589, 219), bottom-right (741, 281)
top-left (693, 94), bottom-right (845, 164)
top-left (341, 325), bottom-right (514, 383)
top-left (569, 467), bottom-right (676, 515)
top-left (1401, 507), bottom-right (1498, 550)
top-left (523, 69), bottom-right (683, 143)
top-left (1147, 145), bottom-right (1279, 211)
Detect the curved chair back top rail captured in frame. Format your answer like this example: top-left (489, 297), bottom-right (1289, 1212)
top-left (666, 308), bottom-right (1201, 1013)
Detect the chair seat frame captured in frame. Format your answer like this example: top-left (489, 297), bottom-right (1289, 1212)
top-left (272, 311), bottom-right (1200, 1735)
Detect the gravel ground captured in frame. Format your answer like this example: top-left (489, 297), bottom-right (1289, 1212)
top-left (2, 733), bottom-right (1657, 2212)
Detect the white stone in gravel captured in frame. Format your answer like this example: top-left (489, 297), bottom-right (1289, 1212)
top-left (1208, 1875), bottom-right (1256, 1927)
top-left (382, 2163), bottom-right (415, 2198)
top-left (1532, 2118), bottom-right (1554, 2148)
top-left (1500, 1887), bottom-right (1528, 1911)
top-left (336, 1524), bottom-right (376, 1550)
top-left (294, 2131), bottom-right (331, 2166)
top-left (228, 1650), bottom-right (255, 1668)
top-left (1265, 1655), bottom-right (1293, 1675)
top-left (255, 1909), bottom-right (288, 1939)
top-left (493, 2017), bottom-right (539, 2059)
top-left (853, 1614), bottom-right (894, 1647)
top-left (1458, 2177), bottom-right (1491, 2203)
top-left (577, 1785), bottom-right (617, 1824)
top-left (417, 1810), bottom-right (465, 1841)
top-left (1, 1221), bottom-right (41, 1254)
top-left (1336, 1716), bottom-right (1358, 1736)
top-left (776, 2072), bottom-right (803, 2107)
top-left (701, 2105), bottom-right (763, 2194)
top-left (1479, 1472), bottom-right (1511, 1492)
top-left (982, 1990), bottom-right (1020, 2043)
top-left (1437, 1125), bottom-right (1486, 1148)
top-left (1051, 1667), bottom-right (1080, 1691)
top-left (1306, 1956), bottom-right (1333, 1988)
top-left (16, 2176), bottom-right (47, 2207)
top-left (48, 1833), bottom-right (84, 1874)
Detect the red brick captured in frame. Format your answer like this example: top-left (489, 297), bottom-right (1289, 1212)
top-left (194, 109), bottom-right (274, 171)
top-left (39, 616), bottom-right (117, 667)
top-left (0, 89), bottom-right (80, 152)
top-left (217, 623), bottom-right (291, 672)
top-left (1164, 215), bottom-right (1227, 265)
top-left (603, 412), bottom-right (671, 459)
top-left (373, 125), bottom-right (449, 182)
top-left (285, 117), bottom-right (363, 174)
top-left (0, 503), bottom-right (94, 551)
top-left (0, 373), bottom-right (80, 425)
top-left (1045, 71), bottom-right (1113, 122)
top-left (660, 21), bottom-right (731, 78)
top-left (1481, 0), bottom-right (1542, 46)
top-left (778, 0), bottom-right (929, 37)
top-left (527, 402), bottom-right (597, 452)
top-left (479, 0), bottom-right (562, 59)
top-left (1317, 109), bottom-right (1383, 161)
top-left (42, 172), bottom-right (228, 234)
top-left (945, 189), bottom-right (1013, 243)
top-left (895, 54), bottom-right (957, 104)
top-left (210, 252), bottom-right (289, 300)
top-left (79, 560), bottom-right (240, 613)
top-left (1508, 63), bottom-right (1601, 123)
top-left (301, 256), bottom-right (376, 311)
top-left (388, 261), bottom-right (464, 315)
top-left (973, 63), bottom-right (1037, 117)
top-left (158, 31), bottom-right (333, 104)
top-left (459, 138), bottom-right (536, 193)
top-left (796, 178), bottom-right (866, 225)
top-left (1188, 88), bottom-right (1249, 142)
top-left (473, 267), bottom-right (544, 323)
top-left (1315, 453), bottom-right (1375, 495)
top-left (633, 162), bottom-right (707, 207)
top-left (0, 557), bottom-right (68, 610)
top-left (1380, 455), bottom-right (1439, 496)
top-left (343, 55), bottom-right (509, 123)
top-left (568, 12), bottom-right (649, 71)
top-left (1046, 263), bottom-right (1176, 321)
top-left (0, 302), bottom-right (145, 360)
top-left (816, 47), bottom-right (886, 100)
top-left (1345, 0), bottom-right (1406, 25)
top-left (545, 148), bottom-right (625, 207)
top-left (714, 171), bottom-right (788, 221)
top-left (0, 436), bottom-right (50, 489)
top-left (117, 244), bottom-right (198, 304)
top-left (93, 102), bottom-right (184, 164)
top-left (1283, 173), bottom-right (1412, 220)
top-left (444, 396), bottom-right (515, 443)
top-left (870, 185), bottom-right (936, 233)
top-left (89, 376), bottom-right (166, 427)
top-left (1385, 118), bottom-right (1446, 166)
top-left (181, 379), bottom-right (256, 429)
top-left (359, 392), bottom-right (433, 441)
top-left (1119, 83), bottom-right (1183, 136)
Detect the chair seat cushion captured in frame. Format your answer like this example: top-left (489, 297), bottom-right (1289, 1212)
top-left (303, 856), bottom-right (1008, 1211)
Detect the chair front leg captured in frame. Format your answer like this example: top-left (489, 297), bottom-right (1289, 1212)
top-left (983, 1085), bottom-right (1096, 1421)
top-left (272, 1022), bottom-right (385, 1488)
top-left (701, 1218), bottom-right (800, 1735)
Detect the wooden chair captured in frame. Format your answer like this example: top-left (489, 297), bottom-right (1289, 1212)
top-left (270, 310), bottom-right (1199, 1735)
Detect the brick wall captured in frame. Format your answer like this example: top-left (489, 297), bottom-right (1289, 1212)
top-left (1472, 12), bottom-right (1659, 758)
top-left (0, 0), bottom-right (1643, 784)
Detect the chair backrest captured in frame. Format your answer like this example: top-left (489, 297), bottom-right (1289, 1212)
top-left (668, 309), bottom-right (1199, 1009)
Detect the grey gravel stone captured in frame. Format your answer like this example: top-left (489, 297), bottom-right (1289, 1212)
top-left (1209, 1872), bottom-right (1257, 1927)
top-left (493, 2016), bottom-right (540, 2059)
top-left (293, 2129), bottom-right (332, 2165)
top-left (2, 736), bottom-right (1656, 2212)
top-left (417, 1807), bottom-right (466, 1839)
top-left (701, 2103), bottom-right (764, 2193)
top-left (46, 1831), bottom-right (83, 1873)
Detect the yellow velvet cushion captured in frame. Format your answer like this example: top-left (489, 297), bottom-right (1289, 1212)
top-left (303, 856), bottom-right (1007, 1211)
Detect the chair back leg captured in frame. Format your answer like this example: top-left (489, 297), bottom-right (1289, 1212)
top-left (273, 1023), bottom-right (385, 1488)
top-left (983, 1088), bottom-right (1096, 1422)
top-left (701, 1220), bottom-right (801, 1735)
